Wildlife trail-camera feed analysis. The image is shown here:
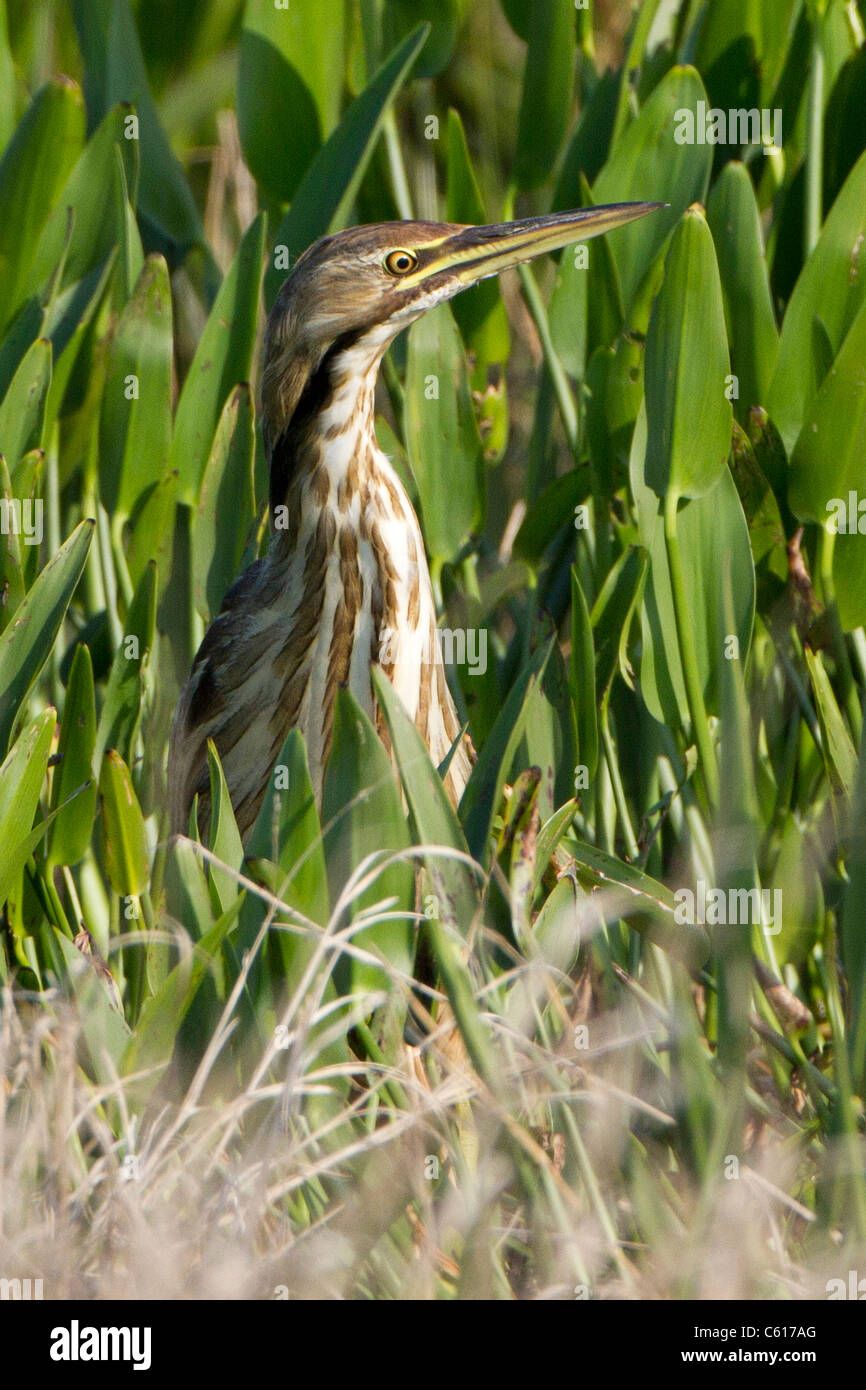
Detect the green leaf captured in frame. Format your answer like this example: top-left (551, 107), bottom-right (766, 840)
top-left (238, 0), bottom-right (345, 202)
top-left (193, 385), bottom-right (257, 621)
top-left (0, 709), bottom-right (55, 907)
top-left (98, 749), bottom-right (150, 897)
top-left (706, 161), bottom-right (779, 419)
top-left (28, 103), bottom-right (139, 295)
top-left (383, 0), bottom-right (461, 79)
top-left (120, 897), bottom-right (243, 1097)
top-left (372, 667), bottom-right (502, 1093)
top-left (767, 149), bottom-right (866, 454)
top-left (43, 255), bottom-right (115, 437)
top-left (513, 0), bottom-right (575, 190)
top-left (591, 544), bottom-right (649, 705)
top-left (0, 518), bottom-right (93, 755)
top-left (99, 255), bottom-right (172, 524)
top-left (0, 1), bottom-right (14, 155)
top-left (71, 0), bottom-right (203, 259)
top-left (405, 301), bottom-right (485, 562)
top-left (246, 729), bottom-right (330, 925)
top-left (788, 297), bottom-right (866, 524)
top-left (47, 643), bottom-right (97, 868)
top-left (804, 649), bottom-right (857, 799)
top-left (207, 739), bottom-right (245, 914)
top-left (567, 838), bottom-right (710, 968)
top-left (644, 205), bottom-right (732, 504)
top-left (445, 109), bottom-right (510, 382)
top-left (461, 640), bottom-right (551, 863)
top-left (322, 688), bottom-right (415, 995)
top-left (95, 561), bottom-right (157, 766)
top-left (571, 568), bottom-right (598, 778)
top-left (593, 66), bottom-right (712, 310)
top-left (265, 24), bottom-right (429, 306)
top-left (585, 335), bottom-right (645, 483)
top-left (0, 337), bottom-right (52, 472)
top-left (631, 402), bottom-right (755, 727)
top-left (372, 667), bottom-right (478, 935)
top-left (173, 212), bottom-right (265, 506)
top-left (0, 78), bottom-right (85, 334)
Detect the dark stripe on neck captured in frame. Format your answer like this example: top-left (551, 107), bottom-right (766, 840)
top-left (268, 325), bottom-right (369, 516)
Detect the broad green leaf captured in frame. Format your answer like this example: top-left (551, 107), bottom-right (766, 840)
top-left (644, 205), bottom-right (731, 504)
top-left (98, 749), bottom-right (150, 897)
top-left (0, 337), bottom-right (51, 472)
top-left (265, 24), bottom-right (428, 306)
top-left (631, 402), bottom-right (755, 728)
top-left (706, 161), bottom-right (779, 419)
top-left (207, 739), bottom-right (244, 914)
top-left (193, 386), bottom-right (256, 621)
top-left (548, 236), bottom-right (588, 381)
top-left (405, 301), bottom-right (485, 562)
top-left (0, 518), bottom-right (93, 754)
top-left (99, 255), bottom-right (172, 524)
top-left (48, 643), bottom-right (97, 868)
top-left (383, 0), bottom-right (461, 79)
top-left (590, 544), bottom-right (649, 704)
top-left (579, 173), bottom-right (627, 357)
top-left (238, 0), bottom-right (345, 202)
top-left (788, 297), bottom-right (866, 524)
top-left (514, 470), bottom-right (585, 566)
top-left (173, 212), bottom-right (265, 506)
top-left (571, 568), bottom-right (598, 779)
top-left (247, 729), bottom-right (329, 925)
top-left (0, 0), bottom-right (14, 155)
top-left (767, 149), bottom-right (866, 453)
top-left (834, 533), bottom-right (866, 631)
top-left (95, 561), bottom-right (157, 766)
top-left (585, 335), bottom-right (645, 484)
top-left (43, 255), bottom-right (115, 436)
top-left (372, 667), bottom-right (501, 1092)
top-left (322, 689), bottom-right (415, 995)
top-left (729, 421), bottom-right (788, 576)
top-left (460, 640), bottom-right (551, 863)
top-left (0, 709), bottom-right (55, 907)
top-left (372, 667), bottom-right (477, 934)
top-left (120, 896), bottom-right (243, 1096)
top-left (567, 838), bottom-right (711, 968)
top-left (0, 78), bottom-right (85, 334)
top-left (513, 0), bottom-right (575, 190)
top-left (594, 66), bottom-right (712, 309)
top-left (71, 0), bottom-right (203, 258)
top-left (28, 103), bottom-right (139, 295)
top-left (112, 143), bottom-right (144, 309)
top-left (445, 109), bottom-right (510, 416)
top-left (694, 0), bottom-right (798, 108)
top-left (518, 638), bottom-right (575, 817)
top-left (804, 649), bottom-right (857, 799)
top-left (125, 470), bottom-right (177, 595)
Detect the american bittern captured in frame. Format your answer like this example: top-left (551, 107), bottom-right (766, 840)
top-left (169, 203), bottom-right (661, 840)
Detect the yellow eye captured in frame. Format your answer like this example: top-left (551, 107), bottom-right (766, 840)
top-left (383, 248), bottom-right (418, 276)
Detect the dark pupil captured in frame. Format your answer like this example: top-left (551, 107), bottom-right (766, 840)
top-left (393, 253), bottom-right (409, 270)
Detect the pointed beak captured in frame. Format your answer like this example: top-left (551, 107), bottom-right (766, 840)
top-left (414, 202), bottom-right (665, 289)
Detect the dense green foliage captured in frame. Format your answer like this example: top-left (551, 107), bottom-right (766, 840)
top-left (1, 0), bottom-right (866, 1298)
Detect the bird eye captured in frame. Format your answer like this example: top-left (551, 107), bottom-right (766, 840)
top-left (383, 248), bottom-right (418, 276)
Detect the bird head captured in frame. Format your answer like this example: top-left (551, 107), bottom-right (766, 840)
top-left (261, 202), bottom-right (663, 461)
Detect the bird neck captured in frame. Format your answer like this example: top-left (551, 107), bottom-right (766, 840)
top-left (266, 323), bottom-right (396, 522)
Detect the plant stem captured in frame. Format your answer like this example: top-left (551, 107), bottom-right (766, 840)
top-left (804, 8), bottom-right (825, 257)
